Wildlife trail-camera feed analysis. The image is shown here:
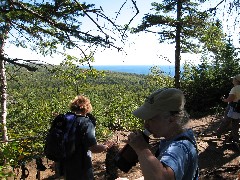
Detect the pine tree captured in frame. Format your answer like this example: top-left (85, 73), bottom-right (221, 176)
top-left (133, 0), bottom-right (215, 88)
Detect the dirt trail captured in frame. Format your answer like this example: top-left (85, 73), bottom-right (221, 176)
top-left (13, 115), bottom-right (240, 180)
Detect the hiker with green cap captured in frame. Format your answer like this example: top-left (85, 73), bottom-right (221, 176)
top-left (116, 88), bottom-right (198, 180)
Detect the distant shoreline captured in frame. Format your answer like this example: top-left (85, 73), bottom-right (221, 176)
top-left (82, 65), bottom-right (177, 76)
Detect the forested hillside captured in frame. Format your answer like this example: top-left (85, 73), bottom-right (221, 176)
top-left (1, 65), bottom-right (152, 177)
top-left (2, 56), bottom-right (240, 177)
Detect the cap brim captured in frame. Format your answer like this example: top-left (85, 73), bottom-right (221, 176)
top-left (132, 104), bottom-right (158, 120)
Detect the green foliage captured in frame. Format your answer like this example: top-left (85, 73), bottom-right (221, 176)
top-left (0, 164), bottom-right (14, 179)
top-left (132, 0), bottom-right (217, 54)
top-left (131, 0), bottom-right (227, 88)
top-left (3, 40), bottom-right (239, 173)
top-left (181, 40), bottom-right (240, 115)
top-left (3, 64), bottom-right (159, 171)
top-left (3, 64), bottom-right (176, 172)
top-left (146, 66), bottom-right (174, 88)
top-left (2, 0), bottom-right (123, 61)
top-left (198, 20), bottom-right (226, 54)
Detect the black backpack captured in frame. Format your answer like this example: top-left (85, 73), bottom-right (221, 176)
top-left (44, 112), bottom-right (83, 162)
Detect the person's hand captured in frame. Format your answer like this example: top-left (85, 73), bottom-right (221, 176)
top-left (127, 131), bottom-right (150, 154)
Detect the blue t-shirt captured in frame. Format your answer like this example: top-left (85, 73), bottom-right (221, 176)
top-left (64, 116), bottom-right (97, 180)
top-left (156, 129), bottom-right (198, 180)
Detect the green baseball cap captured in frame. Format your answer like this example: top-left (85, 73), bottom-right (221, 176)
top-left (133, 88), bottom-right (185, 120)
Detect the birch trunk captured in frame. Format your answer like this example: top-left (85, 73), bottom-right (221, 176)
top-left (0, 53), bottom-right (8, 142)
top-left (0, 20), bottom-right (9, 142)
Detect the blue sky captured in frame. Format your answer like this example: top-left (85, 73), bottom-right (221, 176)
top-left (4, 0), bottom-right (239, 66)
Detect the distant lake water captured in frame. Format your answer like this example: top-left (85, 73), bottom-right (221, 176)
top-left (86, 65), bottom-right (178, 76)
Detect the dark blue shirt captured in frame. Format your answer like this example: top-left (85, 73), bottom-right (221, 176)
top-left (64, 116), bottom-right (97, 180)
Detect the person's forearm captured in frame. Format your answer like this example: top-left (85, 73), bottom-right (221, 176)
top-left (89, 144), bottom-right (108, 153)
top-left (137, 149), bottom-right (168, 180)
top-left (223, 94), bottom-right (235, 102)
top-left (223, 98), bottom-right (232, 102)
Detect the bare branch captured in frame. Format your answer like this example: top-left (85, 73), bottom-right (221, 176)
top-left (206, 0), bottom-right (225, 13)
top-left (3, 57), bottom-right (54, 71)
top-left (72, 0), bottom-right (109, 37)
top-left (122, 0), bottom-right (139, 36)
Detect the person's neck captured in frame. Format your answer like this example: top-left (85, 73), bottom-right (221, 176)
top-left (165, 127), bottom-right (185, 141)
top-left (73, 111), bottom-right (85, 116)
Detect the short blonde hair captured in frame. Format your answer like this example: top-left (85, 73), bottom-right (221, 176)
top-left (69, 95), bottom-right (92, 114)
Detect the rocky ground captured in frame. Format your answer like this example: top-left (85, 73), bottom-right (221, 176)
top-left (12, 115), bottom-right (240, 180)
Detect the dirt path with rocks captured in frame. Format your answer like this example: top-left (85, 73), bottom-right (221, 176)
top-left (12, 115), bottom-right (240, 180)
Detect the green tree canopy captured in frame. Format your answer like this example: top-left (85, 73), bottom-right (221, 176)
top-left (131, 0), bottom-right (227, 88)
top-left (1, 0), bottom-right (138, 64)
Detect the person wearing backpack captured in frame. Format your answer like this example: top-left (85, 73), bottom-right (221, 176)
top-left (116, 88), bottom-right (198, 180)
top-left (60, 95), bottom-right (113, 180)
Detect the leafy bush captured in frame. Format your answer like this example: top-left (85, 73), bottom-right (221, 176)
top-left (181, 41), bottom-right (240, 116)
top-left (3, 42), bottom-right (239, 173)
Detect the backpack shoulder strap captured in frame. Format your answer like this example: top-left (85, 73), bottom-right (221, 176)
top-left (155, 136), bottom-right (199, 180)
top-left (174, 136), bottom-right (199, 180)
top-left (64, 112), bottom-right (89, 133)
top-left (174, 136), bottom-right (198, 152)
top-left (155, 136), bottom-right (198, 156)
top-left (64, 112), bottom-right (77, 132)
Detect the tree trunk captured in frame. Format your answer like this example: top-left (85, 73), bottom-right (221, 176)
top-left (175, 0), bottom-right (182, 89)
top-left (0, 57), bottom-right (8, 142)
top-left (0, 21), bottom-right (10, 142)
top-left (0, 52), bottom-right (8, 143)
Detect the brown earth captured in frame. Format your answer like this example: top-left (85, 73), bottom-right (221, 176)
top-left (12, 115), bottom-right (240, 180)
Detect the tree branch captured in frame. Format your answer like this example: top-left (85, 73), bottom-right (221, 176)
top-left (3, 57), bottom-right (54, 71)
top-left (12, 1), bottom-right (114, 46)
top-left (72, 0), bottom-right (108, 37)
top-left (207, 0), bottom-right (225, 13)
top-left (122, 0), bottom-right (139, 38)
